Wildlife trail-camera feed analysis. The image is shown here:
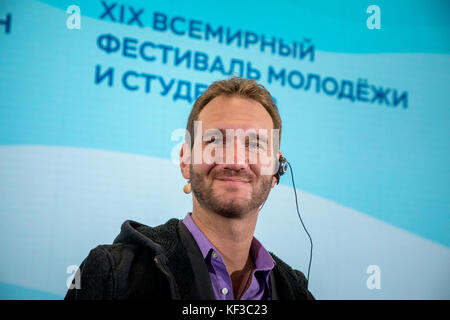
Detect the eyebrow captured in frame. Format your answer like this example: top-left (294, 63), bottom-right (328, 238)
top-left (214, 128), bottom-right (269, 144)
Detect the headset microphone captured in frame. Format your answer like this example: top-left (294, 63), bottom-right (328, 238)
top-left (276, 155), bottom-right (313, 290)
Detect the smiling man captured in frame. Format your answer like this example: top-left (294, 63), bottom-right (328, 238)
top-left (65, 77), bottom-right (314, 300)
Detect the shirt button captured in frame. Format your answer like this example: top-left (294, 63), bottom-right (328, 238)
top-left (212, 251), bottom-right (218, 259)
top-left (221, 288), bottom-right (229, 295)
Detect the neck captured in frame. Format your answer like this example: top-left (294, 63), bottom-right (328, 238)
top-left (191, 199), bottom-right (258, 276)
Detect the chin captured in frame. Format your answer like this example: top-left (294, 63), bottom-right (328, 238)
top-left (212, 199), bottom-right (256, 218)
top-left (214, 207), bottom-right (251, 219)
top-left (214, 185), bottom-right (252, 196)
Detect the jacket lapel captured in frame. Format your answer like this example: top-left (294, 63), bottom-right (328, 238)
top-left (174, 221), bottom-right (216, 300)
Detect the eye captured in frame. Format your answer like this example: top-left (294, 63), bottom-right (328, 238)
top-left (247, 141), bottom-right (259, 149)
top-left (208, 137), bottom-right (222, 144)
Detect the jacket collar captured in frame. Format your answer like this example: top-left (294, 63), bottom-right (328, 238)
top-left (113, 218), bottom-right (306, 300)
top-left (113, 219), bottom-right (180, 255)
top-left (114, 219), bottom-right (215, 299)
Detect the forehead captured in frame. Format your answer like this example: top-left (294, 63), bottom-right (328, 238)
top-left (197, 95), bottom-right (274, 131)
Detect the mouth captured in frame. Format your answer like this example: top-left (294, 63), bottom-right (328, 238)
top-left (214, 177), bottom-right (251, 186)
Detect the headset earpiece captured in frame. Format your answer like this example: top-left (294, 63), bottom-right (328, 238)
top-left (275, 156), bottom-right (288, 185)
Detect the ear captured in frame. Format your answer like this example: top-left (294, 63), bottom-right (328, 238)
top-left (271, 175), bottom-right (277, 188)
top-left (180, 142), bottom-right (191, 180)
top-left (271, 151), bottom-right (283, 188)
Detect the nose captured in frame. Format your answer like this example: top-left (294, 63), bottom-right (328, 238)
top-left (222, 136), bottom-right (249, 167)
top-left (222, 162), bottom-right (247, 174)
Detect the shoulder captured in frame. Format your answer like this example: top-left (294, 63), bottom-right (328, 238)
top-left (269, 252), bottom-right (308, 286)
top-left (93, 217), bottom-right (183, 273)
top-left (65, 218), bottom-right (182, 300)
top-left (64, 244), bottom-right (117, 300)
top-left (269, 252), bottom-right (314, 300)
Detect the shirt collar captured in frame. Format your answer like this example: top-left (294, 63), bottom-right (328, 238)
top-left (183, 212), bottom-right (217, 259)
top-left (182, 212), bottom-right (275, 272)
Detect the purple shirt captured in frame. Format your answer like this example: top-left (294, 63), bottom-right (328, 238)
top-left (183, 213), bottom-right (275, 300)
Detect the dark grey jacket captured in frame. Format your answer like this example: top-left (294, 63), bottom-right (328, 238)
top-left (64, 218), bottom-right (314, 300)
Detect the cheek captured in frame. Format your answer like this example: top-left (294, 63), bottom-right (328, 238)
top-left (250, 161), bottom-right (273, 177)
top-left (251, 164), bottom-right (277, 188)
top-left (250, 163), bottom-right (269, 180)
top-left (192, 163), bottom-right (214, 178)
top-left (258, 154), bottom-right (278, 177)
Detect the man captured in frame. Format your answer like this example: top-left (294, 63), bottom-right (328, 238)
top-left (65, 77), bottom-right (314, 300)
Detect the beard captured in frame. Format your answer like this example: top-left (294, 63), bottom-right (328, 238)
top-left (190, 164), bottom-right (273, 219)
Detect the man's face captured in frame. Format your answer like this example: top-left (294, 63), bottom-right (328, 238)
top-left (186, 95), bottom-right (278, 219)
